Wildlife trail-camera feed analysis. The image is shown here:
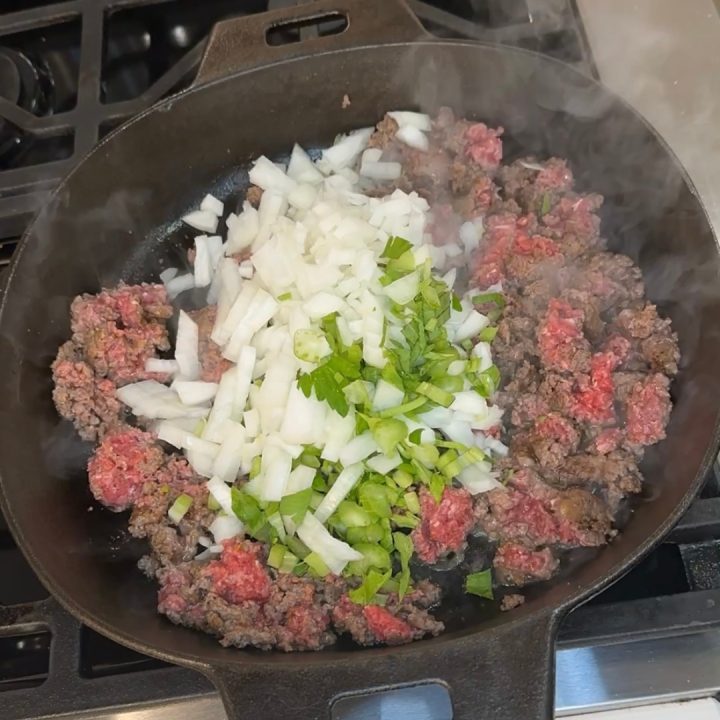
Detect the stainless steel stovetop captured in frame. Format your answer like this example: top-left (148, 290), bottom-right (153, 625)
top-left (1, 1), bottom-right (720, 718)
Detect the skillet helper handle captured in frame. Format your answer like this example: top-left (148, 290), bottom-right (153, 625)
top-left (207, 608), bottom-right (561, 720)
top-left (194, 0), bottom-right (428, 86)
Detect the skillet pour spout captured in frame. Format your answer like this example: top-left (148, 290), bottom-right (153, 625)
top-left (0, 0), bottom-right (719, 718)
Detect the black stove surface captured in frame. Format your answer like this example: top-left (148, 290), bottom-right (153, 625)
top-left (1, 2), bottom-right (719, 719)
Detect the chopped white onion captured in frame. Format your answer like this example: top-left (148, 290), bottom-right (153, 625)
top-left (314, 464), bottom-right (364, 523)
top-left (165, 273), bottom-right (195, 300)
top-left (159, 267), bottom-right (178, 284)
top-left (174, 381), bottom-right (218, 406)
top-left (209, 514), bottom-right (244, 543)
top-left (249, 156), bottom-right (297, 196)
top-left (396, 125), bottom-right (429, 151)
top-left (297, 512), bottom-right (363, 574)
top-left (182, 209), bottom-right (218, 233)
top-left (175, 310), bottom-right (201, 380)
top-left (200, 193), bottom-right (224, 217)
top-left (145, 358), bottom-right (180, 375)
top-left (207, 476), bottom-right (234, 516)
top-left (388, 111), bottom-right (432, 131)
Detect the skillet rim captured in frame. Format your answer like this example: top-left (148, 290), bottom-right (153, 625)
top-left (0, 38), bottom-right (717, 672)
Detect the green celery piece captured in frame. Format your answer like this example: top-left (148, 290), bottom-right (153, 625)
top-left (267, 543), bottom-right (287, 569)
top-left (404, 491), bottom-right (421, 515)
top-left (415, 381), bottom-right (454, 408)
top-left (393, 468), bottom-right (414, 489)
top-left (393, 531), bottom-right (414, 599)
top-left (348, 569), bottom-right (392, 605)
top-left (305, 551), bottom-right (332, 578)
top-left (279, 488), bottom-right (313, 523)
top-left (471, 291), bottom-right (505, 308)
top-left (465, 569), bottom-right (494, 599)
top-left (344, 379), bottom-right (371, 406)
top-left (358, 483), bottom-right (392, 519)
top-left (428, 474), bottom-right (446, 503)
top-left (371, 417), bottom-right (407, 455)
top-left (231, 488), bottom-right (263, 526)
top-left (381, 236), bottom-right (413, 260)
top-left (391, 514), bottom-right (419, 529)
top-left (478, 326), bottom-right (498, 342)
top-left (387, 249), bottom-right (417, 273)
top-left (279, 550), bottom-right (299, 574)
top-left (286, 536), bottom-right (310, 560)
top-left (336, 500), bottom-right (374, 528)
top-left (346, 543), bottom-right (392, 576)
top-left (378, 396), bottom-right (426, 419)
top-left (345, 523), bottom-right (385, 545)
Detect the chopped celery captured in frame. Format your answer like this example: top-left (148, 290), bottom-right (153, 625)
top-left (279, 488), bottom-right (313, 523)
top-left (404, 491), bottom-right (420, 515)
top-left (305, 551), bottom-right (331, 578)
top-left (348, 569), bottom-right (392, 605)
top-left (415, 381), bottom-right (454, 407)
top-left (371, 417), bottom-right (407, 455)
top-left (168, 493), bottom-right (193, 524)
top-left (268, 543), bottom-right (287, 569)
top-left (336, 500), bottom-right (374, 527)
top-left (358, 484), bottom-right (392, 519)
top-left (465, 569), bottom-right (494, 599)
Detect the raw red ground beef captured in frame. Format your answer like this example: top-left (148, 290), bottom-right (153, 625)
top-left (493, 543), bottom-right (558, 585)
top-left (412, 486), bottom-right (474, 563)
top-left (87, 426), bottom-right (165, 511)
top-left (203, 540), bottom-right (272, 604)
top-left (625, 374), bottom-right (671, 446)
top-left (538, 299), bottom-right (590, 374)
top-left (70, 283), bottom-right (172, 385)
top-left (465, 123), bottom-right (504, 170)
top-left (363, 605), bottom-right (413, 645)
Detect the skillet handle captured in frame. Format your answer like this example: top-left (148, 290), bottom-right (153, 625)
top-left (205, 607), bottom-right (562, 720)
top-left (194, 0), bottom-right (429, 86)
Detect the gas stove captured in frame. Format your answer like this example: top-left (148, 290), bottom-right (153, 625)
top-left (1, 2), bottom-right (719, 719)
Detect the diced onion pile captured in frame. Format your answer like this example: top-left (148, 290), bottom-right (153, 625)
top-left (121, 112), bottom-right (507, 601)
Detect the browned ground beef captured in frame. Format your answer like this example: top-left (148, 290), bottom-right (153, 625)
top-left (52, 109), bottom-right (679, 649)
top-left (52, 284), bottom-right (173, 441)
top-left (189, 305), bottom-right (232, 382)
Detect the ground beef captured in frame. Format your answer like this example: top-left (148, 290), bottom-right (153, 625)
top-left (464, 123), bottom-right (504, 170)
top-left (493, 542), bottom-right (558, 586)
top-left (87, 427), bottom-right (165, 511)
top-left (368, 114), bottom-right (399, 149)
top-left (204, 540), bottom-right (272, 603)
top-left (129, 456), bottom-right (213, 568)
top-left (570, 351), bottom-right (619, 424)
top-left (537, 298), bottom-right (590, 374)
top-left (500, 593), bottom-right (525, 611)
top-left (625, 374), bottom-right (672, 447)
top-left (412, 486), bottom-right (474, 563)
top-left (615, 304), bottom-right (679, 375)
top-left (245, 184), bottom-right (263, 207)
top-left (475, 468), bottom-right (611, 549)
top-left (525, 412), bottom-right (580, 468)
top-left (189, 305), bottom-right (232, 382)
top-left (51, 341), bottom-right (124, 441)
top-left (69, 283), bottom-right (172, 385)
top-left (330, 580), bottom-right (443, 646)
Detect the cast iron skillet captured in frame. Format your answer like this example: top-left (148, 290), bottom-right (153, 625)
top-left (1, 1), bottom-right (719, 718)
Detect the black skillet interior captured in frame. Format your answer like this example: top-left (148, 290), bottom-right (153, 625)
top-left (0, 39), bottom-right (719, 719)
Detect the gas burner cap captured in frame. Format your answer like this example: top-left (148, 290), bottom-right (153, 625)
top-left (0, 47), bottom-right (51, 164)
